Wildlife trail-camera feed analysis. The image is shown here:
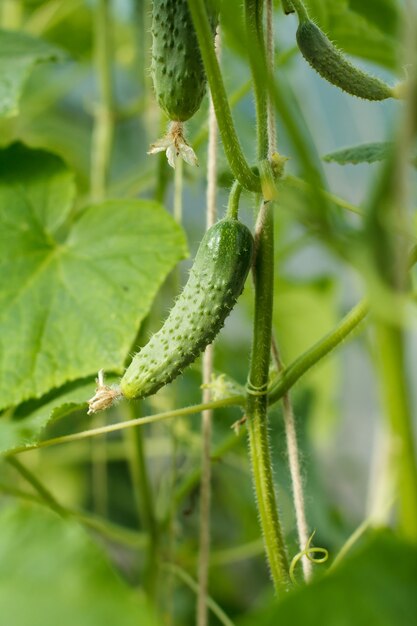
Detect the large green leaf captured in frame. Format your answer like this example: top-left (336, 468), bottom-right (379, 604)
top-left (0, 502), bottom-right (157, 626)
top-left (0, 29), bottom-right (65, 117)
top-left (0, 143), bottom-right (187, 410)
top-left (239, 530), bottom-right (417, 626)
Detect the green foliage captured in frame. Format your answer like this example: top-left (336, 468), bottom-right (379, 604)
top-left (0, 502), bottom-right (157, 626)
top-left (0, 0), bottom-right (415, 624)
top-left (238, 530), bottom-right (417, 626)
top-left (0, 143), bottom-right (187, 410)
top-left (0, 28), bottom-right (64, 117)
top-left (323, 142), bottom-right (393, 165)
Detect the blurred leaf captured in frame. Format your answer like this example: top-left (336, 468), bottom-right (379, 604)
top-left (0, 28), bottom-right (65, 117)
top-left (323, 142), bottom-right (393, 165)
top-left (0, 143), bottom-right (188, 410)
top-left (239, 530), bottom-right (417, 626)
top-left (348, 0), bottom-right (400, 37)
top-left (273, 275), bottom-right (339, 440)
top-left (0, 502), bottom-right (157, 626)
top-left (0, 376), bottom-right (109, 455)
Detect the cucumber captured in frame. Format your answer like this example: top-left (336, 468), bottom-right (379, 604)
top-left (296, 20), bottom-right (396, 101)
top-left (151, 0), bottom-right (213, 122)
top-left (120, 218), bottom-right (254, 400)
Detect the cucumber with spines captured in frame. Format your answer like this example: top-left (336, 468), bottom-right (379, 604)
top-left (296, 19), bottom-right (397, 101)
top-left (151, 0), bottom-right (215, 122)
top-left (120, 218), bottom-right (254, 400)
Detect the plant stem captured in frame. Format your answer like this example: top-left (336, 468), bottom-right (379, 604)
top-left (164, 563), bottom-right (235, 626)
top-left (269, 299), bottom-right (369, 403)
top-left (267, 0), bottom-right (311, 582)
top-left (9, 398), bottom-right (243, 455)
top-left (124, 404), bottom-right (159, 596)
top-left (90, 0), bottom-right (114, 201)
top-left (226, 181), bottom-right (242, 220)
top-left (187, 0), bottom-right (260, 192)
top-left (289, 0), bottom-right (309, 22)
top-left (271, 339), bottom-right (312, 581)
top-left (6, 457), bottom-right (67, 517)
top-left (244, 0), bottom-right (289, 593)
top-left (0, 480), bottom-right (147, 549)
top-left (245, 0), bottom-right (269, 160)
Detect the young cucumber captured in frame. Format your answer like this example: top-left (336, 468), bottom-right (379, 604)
top-left (151, 0), bottom-right (214, 122)
top-left (296, 20), bottom-right (396, 101)
top-left (120, 219), bottom-right (254, 400)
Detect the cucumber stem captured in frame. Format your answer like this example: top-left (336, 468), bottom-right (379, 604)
top-left (289, 0), bottom-right (309, 22)
top-left (227, 181), bottom-right (242, 220)
top-left (245, 0), bottom-right (269, 161)
top-left (187, 0), bottom-right (261, 192)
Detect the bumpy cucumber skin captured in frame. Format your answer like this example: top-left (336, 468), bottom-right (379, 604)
top-left (151, 0), bottom-right (213, 121)
top-left (121, 219), bottom-right (254, 400)
top-left (296, 20), bottom-right (394, 101)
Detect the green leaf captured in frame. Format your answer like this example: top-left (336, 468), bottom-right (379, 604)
top-left (239, 530), bottom-right (417, 626)
top-left (0, 502), bottom-right (157, 626)
top-left (0, 143), bottom-right (188, 411)
top-left (323, 142), bottom-right (394, 165)
top-left (348, 0), bottom-right (400, 37)
top-left (0, 29), bottom-right (65, 117)
top-left (0, 376), bottom-right (109, 455)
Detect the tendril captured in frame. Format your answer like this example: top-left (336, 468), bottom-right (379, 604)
top-left (289, 530), bottom-right (329, 584)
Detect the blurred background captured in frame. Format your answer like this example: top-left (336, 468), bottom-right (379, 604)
top-left (0, 0), bottom-right (416, 624)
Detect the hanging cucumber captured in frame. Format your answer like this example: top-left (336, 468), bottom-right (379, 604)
top-left (295, 19), bottom-right (399, 101)
top-left (120, 218), bottom-right (254, 400)
top-left (148, 0), bottom-right (217, 168)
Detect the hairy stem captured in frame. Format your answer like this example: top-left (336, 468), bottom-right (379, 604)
top-left (227, 181), bottom-right (243, 220)
top-left (187, 0), bottom-right (260, 191)
top-left (289, 0), bottom-right (309, 22)
top-left (245, 0), bottom-right (290, 592)
top-left (269, 299), bottom-right (368, 403)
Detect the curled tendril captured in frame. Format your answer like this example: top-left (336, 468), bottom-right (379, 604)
top-left (289, 530), bottom-right (329, 584)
